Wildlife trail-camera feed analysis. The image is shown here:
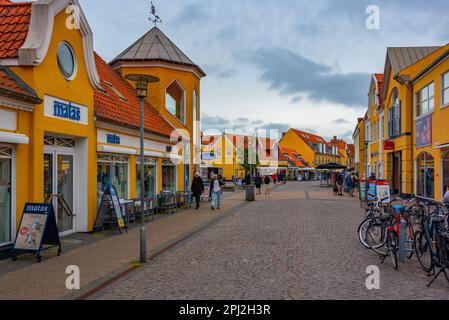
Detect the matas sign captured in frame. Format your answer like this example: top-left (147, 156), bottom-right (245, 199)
top-left (44, 95), bottom-right (88, 125)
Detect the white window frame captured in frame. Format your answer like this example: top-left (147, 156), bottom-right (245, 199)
top-left (165, 80), bottom-right (186, 125)
top-left (415, 81), bottom-right (435, 119)
top-left (0, 144), bottom-right (15, 247)
top-left (441, 71), bottom-right (449, 109)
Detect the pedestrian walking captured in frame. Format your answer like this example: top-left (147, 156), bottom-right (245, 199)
top-left (210, 174), bottom-right (224, 210)
top-left (264, 175), bottom-right (272, 198)
top-left (336, 171), bottom-right (344, 196)
top-left (272, 173), bottom-right (277, 185)
top-left (245, 172), bottom-right (252, 186)
top-left (255, 174), bottom-right (262, 195)
top-left (346, 173), bottom-right (355, 197)
top-left (191, 172), bottom-right (204, 210)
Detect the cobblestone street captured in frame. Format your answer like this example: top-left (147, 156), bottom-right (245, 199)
top-left (93, 182), bottom-right (449, 300)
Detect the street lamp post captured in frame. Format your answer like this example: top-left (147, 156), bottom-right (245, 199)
top-left (125, 74), bottom-right (160, 264)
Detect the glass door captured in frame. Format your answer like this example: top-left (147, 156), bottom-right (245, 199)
top-left (44, 152), bottom-right (74, 234)
top-left (0, 156), bottom-right (11, 245)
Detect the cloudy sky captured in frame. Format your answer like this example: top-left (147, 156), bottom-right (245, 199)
top-left (78, 0), bottom-right (449, 141)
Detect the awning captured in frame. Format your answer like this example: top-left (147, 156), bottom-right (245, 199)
top-left (0, 132), bottom-right (29, 145)
top-left (97, 145), bottom-right (136, 155)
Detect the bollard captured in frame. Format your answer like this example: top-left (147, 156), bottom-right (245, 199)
top-left (398, 218), bottom-right (407, 263)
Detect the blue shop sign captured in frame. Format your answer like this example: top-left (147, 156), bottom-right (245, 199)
top-left (106, 134), bottom-right (121, 145)
top-left (53, 100), bottom-right (81, 121)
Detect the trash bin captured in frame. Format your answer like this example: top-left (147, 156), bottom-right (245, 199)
top-left (246, 185), bottom-right (256, 201)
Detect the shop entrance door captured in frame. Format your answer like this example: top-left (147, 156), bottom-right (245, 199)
top-left (44, 150), bottom-right (74, 235)
top-left (0, 147), bottom-right (12, 246)
top-left (391, 152), bottom-right (401, 195)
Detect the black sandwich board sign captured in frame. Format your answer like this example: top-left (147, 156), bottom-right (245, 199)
top-left (11, 203), bottom-right (62, 263)
top-left (94, 185), bottom-right (127, 234)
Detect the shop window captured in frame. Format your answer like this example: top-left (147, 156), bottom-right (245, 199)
top-left (162, 160), bottom-right (176, 192)
top-left (0, 147), bottom-right (12, 245)
top-left (416, 82), bottom-right (435, 117)
top-left (57, 42), bottom-right (77, 80)
top-left (97, 154), bottom-right (128, 201)
top-left (416, 152), bottom-right (434, 199)
top-left (136, 158), bottom-right (157, 200)
top-left (166, 81), bottom-right (185, 124)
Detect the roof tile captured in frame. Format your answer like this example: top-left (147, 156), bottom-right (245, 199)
top-left (94, 52), bottom-right (175, 138)
top-left (0, 1), bottom-right (32, 59)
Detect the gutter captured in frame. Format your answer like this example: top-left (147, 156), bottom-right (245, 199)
top-left (409, 47), bottom-right (449, 85)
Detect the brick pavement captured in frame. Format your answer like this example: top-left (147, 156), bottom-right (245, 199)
top-left (0, 190), bottom-right (246, 300)
top-left (93, 182), bottom-right (449, 300)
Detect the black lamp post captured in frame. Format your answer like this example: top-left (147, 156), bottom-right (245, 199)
top-left (125, 74), bottom-right (160, 264)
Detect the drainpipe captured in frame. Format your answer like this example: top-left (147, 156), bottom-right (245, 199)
top-left (395, 74), bottom-right (414, 198)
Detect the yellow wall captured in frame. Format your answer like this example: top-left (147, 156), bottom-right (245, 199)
top-left (201, 135), bottom-right (241, 181)
top-left (116, 65), bottom-right (200, 193)
top-left (10, 11), bottom-right (97, 230)
top-left (280, 130), bottom-right (315, 167)
top-left (280, 129), bottom-right (340, 168)
top-left (411, 48), bottom-right (449, 201)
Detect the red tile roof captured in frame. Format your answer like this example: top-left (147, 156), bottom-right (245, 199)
top-left (0, 1), bottom-right (32, 59)
top-left (94, 52), bottom-right (174, 137)
top-left (292, 129), bottom-right (329, 147)
top-left (374, 73), bottom-right (384, 105)
top-left (0, 65), bottom-right (40, 103)
top-left (280, 147), bottom-right (309, 168)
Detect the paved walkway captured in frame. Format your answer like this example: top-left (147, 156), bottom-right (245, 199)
top-left (92, 182), bottom-right (449, 300)
top-left (0, 190), bottom-right (248, 300)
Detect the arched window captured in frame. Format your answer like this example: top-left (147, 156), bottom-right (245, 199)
top-left (388, 88), bottom-right (401, 137)
top-left (165, 81), bottom-right (185, 124)
top-left (416, 152), bottom-right (434, 199)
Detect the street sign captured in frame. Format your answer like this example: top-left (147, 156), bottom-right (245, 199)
top-left (94, 185), bottom-right (127, 233)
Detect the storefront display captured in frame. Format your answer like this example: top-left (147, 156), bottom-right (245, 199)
top-left (97, 154), bottom-right (129, 201)
top-left (0, 146), bottom-right (12, 245)
top-left (136, 158), bottom-right (157, 199)
top-left (162, 160), bottom-right (176, 192)
top-left (416, 152), bottom-right (434, 199)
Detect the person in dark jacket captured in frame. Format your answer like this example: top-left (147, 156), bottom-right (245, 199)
top-left (191, 172), bottom-right (204, 210)
top-left (245, 172), bottom-right (252, 186)
top-left (255, 174), bottom-right (262, 195)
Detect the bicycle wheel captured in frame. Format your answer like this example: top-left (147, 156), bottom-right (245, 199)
top-left (366, 223), bottom-right (388, 255)
top-left (357, 218), bottom-right (379, 249)
top-left (414, 230), bottom-right (433, 273)
top-left (406, 225), bottom-right (415, 260)
top-left (389, 231), bottom-right (399, 270)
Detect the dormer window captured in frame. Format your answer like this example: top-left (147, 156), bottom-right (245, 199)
top-left (166, 80), bottom-right (185, 124)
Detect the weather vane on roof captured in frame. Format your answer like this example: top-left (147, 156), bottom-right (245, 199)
top-left (149, 1), bottom-right (162, 27)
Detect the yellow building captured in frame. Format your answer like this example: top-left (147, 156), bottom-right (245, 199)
top-left (0, 0), bottom-right (205, 250)
top-left (356, 45), bottom-right (449, 200)
top-left (280, 129), bottom-right (341, 168)
top-left (405, 43), bottom-right (449, 201)
top-left (352, 117), bottom-right (366, 177)
top-left (201, 133), bottom-right (244, 181)
top-left (380, 46), bottom-right (445, 197)
top-left (364, 74), bottom-right (385, 179)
